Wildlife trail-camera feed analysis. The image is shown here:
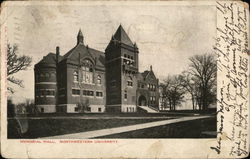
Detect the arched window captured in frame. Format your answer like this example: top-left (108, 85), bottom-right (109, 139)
top-left (73, 71), bottom-right (79, 82)
top-left (97, 75), bottom-right (101, 85)
top-left (82, 59), bottom-right (94, 84)
top-left (153, 85), bottom-right (156, 91)
top-left (127, 76), bottom-right (133, 87)
top-left (51, 72), bottom-right (56, 78)
top-left (45, 72), bottom-right (50, 78)
top-left (40, 73), bottom-right (44, 81)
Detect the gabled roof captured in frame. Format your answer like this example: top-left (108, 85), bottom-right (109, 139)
top-left (113, 25), bottom-right (134, 47)
top-left (140, 69), bottom-right (157, 81)
top-left (63, 44), bottom-right (105, 67)
top-left (36, 53), bottom-right (63, 67)
top-left (141, 71), bottom-right (150, 78)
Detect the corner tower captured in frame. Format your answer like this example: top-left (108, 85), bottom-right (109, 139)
top-left (105, 25), bottom-right (139, 113)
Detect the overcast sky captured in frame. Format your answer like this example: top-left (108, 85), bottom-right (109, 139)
top-left (5, 2), bottom-right (216, 103)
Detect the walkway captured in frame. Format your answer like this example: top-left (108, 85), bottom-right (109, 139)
top-left (42, 115), bottom-right (212, 139)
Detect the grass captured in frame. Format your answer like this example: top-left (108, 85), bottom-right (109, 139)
top-left (8, 118), bottom-right (171, 139)
top-left (95, 116), bottom-right (217, 138)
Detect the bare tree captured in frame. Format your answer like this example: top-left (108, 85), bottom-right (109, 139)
top-left (187, 53), bottom-right (217, 110)
top-left (179, 72), bottom-right (196, 110)
top-left (7, 44), bottom-right (32, 93)
top-left (161, 75), bottom-right (186, 110)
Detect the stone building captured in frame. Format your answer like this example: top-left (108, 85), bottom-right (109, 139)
top-left (34, 25), bottom-right (159, 113)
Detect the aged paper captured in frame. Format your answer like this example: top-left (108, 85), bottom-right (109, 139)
top-left (0, 0), bottom-right (249, 158)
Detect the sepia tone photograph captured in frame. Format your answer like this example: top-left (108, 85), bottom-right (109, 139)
top-left (4, 2), bottom-right (219, 140)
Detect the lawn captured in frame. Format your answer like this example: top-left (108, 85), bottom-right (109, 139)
top-left (8, 118), bottom-right (172, 139)
top-left (95, 116), bottom-right (217, 138)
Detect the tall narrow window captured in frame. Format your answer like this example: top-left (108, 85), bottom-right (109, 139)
top-left (82, 59), bottom-right (94, 84)
top-left (45, 72), bottom-right (50, 78)
top-left (73, 71), bottom-right (79, 82)
top-left (124, 90), bottom-right (127, 100)
top-left (127, 76), bottom-right (133, 87)
top-left (97, 75), bottom-right (101, 85)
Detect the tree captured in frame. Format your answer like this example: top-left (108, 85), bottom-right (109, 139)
top-left (7, 44), bottom-right (32, 93)
top-left (25, 99), bottom-right (39, 114)
top-left (7, 98), bottom-right (15, 117)
top-left (187, 53), bottom-right (217, 110)
top-left (179, 72), bottom-right (197, 110)
top-left (161, 75), bottom-right (186, 110)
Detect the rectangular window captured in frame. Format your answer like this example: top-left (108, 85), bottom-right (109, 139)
top-left (75, 107), bottom-right (78, 112)
top-left (41, 90), bottom-right (45, 96)
top-left (83, 90), bottom-right (87, 95)
top-left (72, 89), bottom-right (80, 95)
top-left (96, 91), bottom-right (103, 97)
top-left (98, 108), bottom-right (102, 112)
top-left (127, 81), bottom-right (133, 87)
top-left (88, 91), bottom-right (94, 96)
top-left (82, 90), bottom-right (94, 96)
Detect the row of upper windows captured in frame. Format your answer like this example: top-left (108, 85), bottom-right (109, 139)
top-left (36, 89), bottom-right (55, 97)
top-left (73, 70), bottom-right (102, 85)
top-left (72, 89), bottom-right (103, 97)
top-left (138, 83), bottom-right (157, 91)
top-left (148, 84), bottom-right (157, 91)
top-left (123, 54), bottom-right (134, 66)
top-left (36, 72), bottom-right (56, 81)
top-left (124, 54), bottom-right (134, 60)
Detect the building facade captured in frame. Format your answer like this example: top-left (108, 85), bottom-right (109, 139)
top-left (34, 25), bottom-right (159, 113)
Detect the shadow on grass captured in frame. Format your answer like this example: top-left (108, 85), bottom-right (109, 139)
top-left (95, 116), bottom-right (217, 138)
top-left (8, 118), bottom-right (172, 139)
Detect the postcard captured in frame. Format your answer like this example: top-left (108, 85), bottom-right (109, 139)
top-left (0, 0), bottom-right (249, 158)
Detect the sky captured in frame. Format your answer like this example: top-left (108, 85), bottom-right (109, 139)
top-left (4, 1), bottom-right (216, 103)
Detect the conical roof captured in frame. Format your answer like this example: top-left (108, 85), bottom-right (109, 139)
top-left (77, 29), bottom-right (83, 37)
top-left (113, 25), bottom-right (134, 47)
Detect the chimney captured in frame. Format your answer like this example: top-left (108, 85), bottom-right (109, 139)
top-left (150, 65), bottom-right (152, 71)
top-left (56, 46), bottom-right (60, 64)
